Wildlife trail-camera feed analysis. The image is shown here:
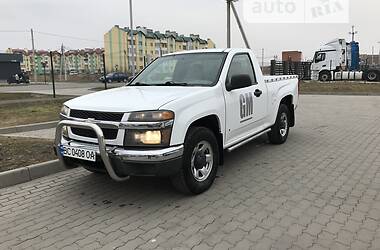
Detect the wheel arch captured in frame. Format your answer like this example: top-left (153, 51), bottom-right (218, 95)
top-left (280, 95), bottom-right (295, 127)
top-left (187, 114), bottom-right (224, 165)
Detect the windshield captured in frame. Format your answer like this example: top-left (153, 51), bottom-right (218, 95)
top-left (130, 52), bottom-right (227, 86)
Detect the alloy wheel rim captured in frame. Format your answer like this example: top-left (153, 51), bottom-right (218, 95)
top-left (190, 140), bottom-right (213, 182)
top-left (279, 113), bottom-right (288, 137)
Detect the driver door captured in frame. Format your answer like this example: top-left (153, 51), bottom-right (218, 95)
top-left (224, 53), bottom-right (257, 144)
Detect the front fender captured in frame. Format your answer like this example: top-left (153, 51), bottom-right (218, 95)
top-left (161, 87), bottom-right (225, 146)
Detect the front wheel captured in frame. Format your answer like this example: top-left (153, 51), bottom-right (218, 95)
top-left (319, 71), bottom-right (331, 82)
top-left (171, 127), bottom-right (219, 195)
top-left (268, 104), bottom-right (290, 144)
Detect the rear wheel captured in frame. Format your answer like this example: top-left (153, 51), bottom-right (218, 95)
top-left (365, 70), bottom-right (379, 82)
top-left (268, 104), bottom-right (290, 145)
top-left (171, 127), bottom-right (219, 195)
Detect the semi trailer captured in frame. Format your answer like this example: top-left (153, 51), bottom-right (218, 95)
top-left (311, 38), bottom-right (380, 82)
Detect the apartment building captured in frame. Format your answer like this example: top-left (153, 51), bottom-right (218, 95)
top-left (65, 48), bottom-right (104, 74)
top-left (104, 25), bottom-right (216, 73)
top-left (6, 48), bottom-right (104, 75)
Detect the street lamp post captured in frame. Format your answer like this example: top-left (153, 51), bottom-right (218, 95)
top-left (226, 0), bottom-right (250, 49)
top-left (227, 0), bottom-right (231, 48)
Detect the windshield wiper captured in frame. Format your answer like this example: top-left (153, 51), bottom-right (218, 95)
top-left (162, 81), bottom-right (188, 86)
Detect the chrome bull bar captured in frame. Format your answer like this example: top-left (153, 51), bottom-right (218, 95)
top-left (55, 120), bottom-right (130, 181)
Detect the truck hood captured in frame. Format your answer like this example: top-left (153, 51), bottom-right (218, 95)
top-left (65, 86), bottom-right (209, 113)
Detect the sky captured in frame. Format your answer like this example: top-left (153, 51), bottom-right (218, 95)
top-left (0, 0), bottom-right (379, 62)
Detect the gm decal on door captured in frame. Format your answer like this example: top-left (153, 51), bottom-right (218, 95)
top-left (240, 92), bottom-right (253, 123)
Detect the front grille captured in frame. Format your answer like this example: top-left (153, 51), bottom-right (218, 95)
top-left (70, 109), bottom-right (124, 122)
top-left (71, 127), bottom-right (118, 140)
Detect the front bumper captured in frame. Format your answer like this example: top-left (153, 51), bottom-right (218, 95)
top-left (55, 120), bottom-right (183, 180)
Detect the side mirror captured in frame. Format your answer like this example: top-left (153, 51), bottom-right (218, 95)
top-left (227, 74), bottom-right (252, 91)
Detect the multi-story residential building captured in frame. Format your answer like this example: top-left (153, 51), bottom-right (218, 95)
top-left (65, 48), bottom-right (104, 74)
top-left (6, 48), bottom-right (104, 75)
top-left (104, 25), bottom-right (216, 73)
top-left (6, 48), bottom-right (61, 74)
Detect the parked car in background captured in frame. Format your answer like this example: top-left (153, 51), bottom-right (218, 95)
top-left (99, 72), bottom-right (129, 83)
top-left (7, 73), bottom-right (30, 84)
top-left (69, 70), bottom-right (79, 75)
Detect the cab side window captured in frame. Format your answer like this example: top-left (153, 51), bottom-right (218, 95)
top-left (226, 54), bottom-right (257, 90)
top-left (314, 52), bottom-right (326, 63)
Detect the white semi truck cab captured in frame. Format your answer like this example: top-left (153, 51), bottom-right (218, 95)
top-left (311, 38), bottom-right (380, 82)
top-left (55, 48), bottom-right (299, 194)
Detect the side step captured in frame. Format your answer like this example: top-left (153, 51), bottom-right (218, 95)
top-left (227, 128), bottom-right (271, 152)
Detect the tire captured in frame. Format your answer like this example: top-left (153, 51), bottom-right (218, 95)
top-left (108, 79), bottom-right (112, 83)
top-left (365, 70), bottom-right (379, 82)
top-left (319, 71), bottom-right (331, 82)
top-left (123, 78), bottom-right (127, 82)
top-left (171, 127), bottom-right (219, 195)
top-left (268, 104), bottom-right (290, 145)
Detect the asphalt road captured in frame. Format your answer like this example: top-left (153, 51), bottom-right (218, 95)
top-left (0, 82), bottom-right (123, 96)
top-left (1, 95), bottom-right (380, 249)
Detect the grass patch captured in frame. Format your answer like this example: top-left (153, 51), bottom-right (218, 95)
top-left (0, 99), bottom-right (66, 127)
top-left (0, 136), bottom-right (55, 172)
top-left (300, 81), bottom-right (380, 94)
top-left (89, 86), bottom-right (120, 92)
top-left (0, 93), bottom-right (55, 101)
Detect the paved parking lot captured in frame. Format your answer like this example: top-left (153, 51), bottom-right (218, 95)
top-left (1, 95), bottom-right (380, 250)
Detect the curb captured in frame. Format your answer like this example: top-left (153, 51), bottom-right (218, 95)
top-left (0, 121), bottom-right (58, 134)
top-left (0, 159), bottom-right (65, 189)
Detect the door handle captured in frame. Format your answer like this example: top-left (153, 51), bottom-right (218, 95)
top-left (254, 89), bottom-right (262, 97)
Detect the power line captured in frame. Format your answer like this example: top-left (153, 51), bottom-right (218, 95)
top-left (34, 30), bottom-right (103, 43)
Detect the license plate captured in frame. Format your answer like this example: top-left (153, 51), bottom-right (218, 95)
top-left (59, 145), bottom-right (96, 162)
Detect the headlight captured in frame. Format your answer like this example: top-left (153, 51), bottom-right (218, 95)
top-left (124, 128), bottom-right (172, 147)
top-left (128, 110), bottom-right (174, 122)
top-left (60, 105), bottom-right (70, 116)
top-left (124, 110), bottom-right (174, 147)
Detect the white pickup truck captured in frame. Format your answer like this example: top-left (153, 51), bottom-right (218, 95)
top-left (55, 48), bottom-right (299, 194)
